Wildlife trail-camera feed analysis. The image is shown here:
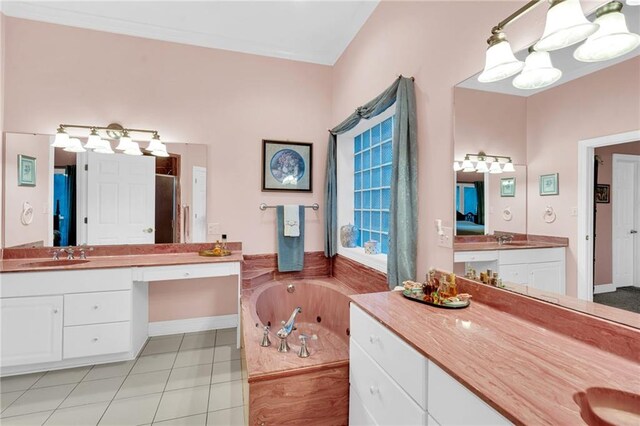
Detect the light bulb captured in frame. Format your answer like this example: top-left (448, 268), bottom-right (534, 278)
top-left (85, 128), bottom-right (101, 149)
top-left (513, 50), bottom-right (562, 90)
top-left (52, 127), bottom-right (70, 148)
top-left (63, 138), bottom-right (86, 153)
top-left (535, 0), bottom-right (599, 52)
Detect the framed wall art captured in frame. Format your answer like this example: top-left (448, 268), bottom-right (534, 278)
top-left (262, 140), bottom-right (312, 192)
top-left (595, 184), bottom-right (610, 203)
top-left (500, 177), bottom-right (515, 197)
top-left (539, 173), bottom-right (559, 196)
top-left (18, 155), bottom-right (37, 187)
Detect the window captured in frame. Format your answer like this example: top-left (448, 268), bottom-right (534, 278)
top-left (353, 116), bottom-right (393, 254)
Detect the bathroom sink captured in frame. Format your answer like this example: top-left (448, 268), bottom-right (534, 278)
top-left (21, 259), bottom-right (90, 268)
top-left (574, 387), bottom-right (640, 426)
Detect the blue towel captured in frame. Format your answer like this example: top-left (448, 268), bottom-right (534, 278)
top-left (277, 205), bottom-right (305, 272)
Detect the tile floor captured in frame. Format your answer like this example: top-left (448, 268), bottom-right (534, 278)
top-left (0, 328), bottom-right (248, 426)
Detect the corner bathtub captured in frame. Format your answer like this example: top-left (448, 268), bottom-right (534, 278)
top-left (241, 278), bottom-right (354, 425)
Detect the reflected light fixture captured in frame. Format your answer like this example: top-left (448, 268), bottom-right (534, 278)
top-left (513, 47), bottom-right (562, 90)
top-left (503, 161), bottom-right (516, 173)
top-left (453, 161), bottom-right (463, 171)
top-left (52, 126), bottom-right (70, 148)
top-left (489, 162), bottom-right (503, 173)
top-left (478, 30), bottom-right (524, 83)
top-left (574, 1), bottom-right (640, 62)
top-left (461, 157), bottom-right (475, 172)
top-left (146, 133), bottom-right (164, 152)
top-left (94, 139), bottom-right (114, 154)
top-left (85, 128), bottom-right (101, 150)
top-left (123, 141), bottom-right (143, 156)
top-left (116, 130), bottom-right (134, 151)
top-left (151, 144), bottom-right (170, 158)
top-left (454, 152), bottom-right (514, 174)
top-left (63, 138), bottom-right (86, 153)
top-left (535, 0), bottom-right (599, 52)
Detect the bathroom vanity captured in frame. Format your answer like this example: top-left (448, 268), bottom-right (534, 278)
top-left (0, 249), bottom-right (242, 376)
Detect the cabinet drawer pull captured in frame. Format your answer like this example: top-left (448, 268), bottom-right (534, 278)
top-left (369, 335), bottom-right (379, 344)
top-left (93, 305), bottom-right (99, 310)
top-left (92, 337), bottom-right (99, 342)
top-left (53, 308), bottom-right (59, 314)
top-left (369, 385), bottom-right (379, 395)
top-left (184, 272), bottom-right (191, 277)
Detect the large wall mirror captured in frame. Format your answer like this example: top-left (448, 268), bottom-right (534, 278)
top-left (453, 3), bottom-right (639, 327)
top-left (3, 132), bottom-right (208, 248)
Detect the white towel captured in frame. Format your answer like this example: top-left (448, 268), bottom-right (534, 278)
top-left (283, 205), bottom-right (300, 237)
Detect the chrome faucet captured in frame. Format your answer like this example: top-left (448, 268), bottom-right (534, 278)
top-left (495, 234), bottom-right (513, 246)
top-left (63, 247), bottom-right (75, 260)
top-left (78, 246), bottom-right (93, 260)
top-left (51, 250), bottom-right (60, 261)
top-left (276, 307), bottom-right (302, 353)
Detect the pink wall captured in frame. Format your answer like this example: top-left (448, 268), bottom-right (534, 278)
top-left (3, 16), bottom-right (332, 255)
top-left (488, 165), bottom-right (527, 234)
top-left (594, 142), bottom-right (640, 286)
top-left (3, 133), bottom-right (51, 247)
top-left (526, 57), bottom-right (640, 296)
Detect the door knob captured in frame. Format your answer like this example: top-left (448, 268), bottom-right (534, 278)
top-left (631, 230), bottom-right (638, 234)
top-left (143, 228), bottom-right (154, 233)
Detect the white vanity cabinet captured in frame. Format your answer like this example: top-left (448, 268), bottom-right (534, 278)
top-left (349, 304), bottom-right (510, 426)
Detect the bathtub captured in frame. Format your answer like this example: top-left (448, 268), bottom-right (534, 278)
top-left (241, 278), bottom-right (354, 425)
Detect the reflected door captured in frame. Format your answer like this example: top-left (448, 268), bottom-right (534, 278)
top-left (191, 166), bottom-right (207, 242)
top-left (612, 154), bottom-right (640, 287)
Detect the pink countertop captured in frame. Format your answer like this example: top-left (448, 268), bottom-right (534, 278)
top-left (350, 291), bottom-right (640, 425)
top-left (453, 241), bottom-right (567, 251)
top-left (0, 251), bottom-right (243, 273)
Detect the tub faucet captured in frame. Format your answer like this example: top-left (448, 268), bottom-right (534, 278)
top-left (276, 307), bottom-right (302, 353)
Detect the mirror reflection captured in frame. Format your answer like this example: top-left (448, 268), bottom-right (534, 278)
top-left (3, 133), bottom-right (208, 248)
top-left (453, 3), bottom-right (639, 324)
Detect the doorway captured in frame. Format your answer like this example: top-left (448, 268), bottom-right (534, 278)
top-left (578, 130), bottom-right (640, 311)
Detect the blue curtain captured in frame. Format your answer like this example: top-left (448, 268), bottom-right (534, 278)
top-left (323, 76), bottom-right (418, 288)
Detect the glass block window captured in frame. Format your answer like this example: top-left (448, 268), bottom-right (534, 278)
top-left (353, 116), bottom-right (393, 254)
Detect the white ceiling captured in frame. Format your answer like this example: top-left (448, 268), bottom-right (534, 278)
top-left (458, 3), bottom-right (640, 96)
top-left (0, 0), bottom-right (380, 65)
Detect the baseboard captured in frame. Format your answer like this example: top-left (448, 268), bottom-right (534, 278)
top-left (594, 283), bottom-right (616, 294)
top-left (149, 314), bottom-right (238, 337)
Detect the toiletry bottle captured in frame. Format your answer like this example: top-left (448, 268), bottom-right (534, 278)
top-left (221, 234), bottom-right (228, 251)
top-left (449, 273), bottom-right (457, 297)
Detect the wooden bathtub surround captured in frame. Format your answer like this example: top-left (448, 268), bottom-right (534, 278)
top-left (242, 251), bottom-right (331, 289)
top-left (350, 281), bottom-right (640, 425)
top-left (331, 254), bottom-right (388, 293)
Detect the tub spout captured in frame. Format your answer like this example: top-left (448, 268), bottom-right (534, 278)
top-left (277, 307), bottom-right (302, 339)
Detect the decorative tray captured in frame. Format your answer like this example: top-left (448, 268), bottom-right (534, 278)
top-left (402, 290), bottom-right (470, 309)
top-left (198, 249), bottom-right (232, 257)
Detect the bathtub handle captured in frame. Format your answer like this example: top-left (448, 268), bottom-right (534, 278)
top-left (369, 335), bottom-right (379, 344)
top-left (369, 385), bottom-right (379, 395)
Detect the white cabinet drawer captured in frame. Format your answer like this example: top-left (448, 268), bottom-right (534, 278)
top-left (133, 262), bottom-right (240, 282)
top-left (428, 361), bottom-right (510, 426)
top-left (64, 322), bottom-right (131, 359)
top-left (499, 247), bottom-right (564, 265)
top-left (349, 387), bottom-right (378, 426)
top-left (64, 291), bottom-right (131, 326)
top-left (350, 304), bottom-right (428, 409)
top-left (454, 250), bottom-right (498, 263)
top-left (350, 339), bottom-right (426, 425)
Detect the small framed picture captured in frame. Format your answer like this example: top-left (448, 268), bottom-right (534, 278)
top-left (539, 173), bottom-right (559, 196)
top-left (18, 155), bottom-right (37, 187)
top-left (262, 140), bottom-right (313, 192)
top-left (595, 184), bottom-right (610, 203)
top-left (500, 177), bottom-right (516, 197)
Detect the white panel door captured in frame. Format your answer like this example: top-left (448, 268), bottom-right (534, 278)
top-left (192, 166), bottom-right (207, 243)
top-left (86, 152), bottom-right (155, 245)
top-left (612, 154), bottom-right (639, 288)
top-left (1, 296), bottom-right (63, 366)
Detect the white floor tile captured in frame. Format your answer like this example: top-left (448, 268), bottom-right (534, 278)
top-left (31, 367), bottom-right (91, 389)
top-left (173, 348), bottom-right (214, 368)
top-left (213, 345), bottom-right (241, 363)
top-left (153, 386), bottom-right (209, 423)
top-left (153, 413), bottom-right (206, 425)
top-left (59, 376), bottom-right (125, 408)
top-left (98, 393), bottom-right (162, 426)
top-left (142, 336), bottom-right (183, 356)
top-left (1, 384), bottom-right (75, 418)
top-left (211, 360), bottom-right (241, 384)
top-left (165, 365), bottom-right (212, 391)
top-left (214, 330), bottom-right (236, 347)
top-left (83, 361), bottom-right (135, 382)
top-left (208, 381), bottom-right (243, 412)
top-left (207, 406), bottom-right (245, 426)
top-left (44, 401), bottom-right (109, 426)
top-left (180, 333), bottom-right (216, 351)
top-left (131, 353), bottom-right (177, 375)
top-left (0, 410), bottom-right (53, 426)
top-left (1, 391), bottom-right (25, 412)
top-left (115, 370), bottom-right (170, 400)
top-left (0, 373), bottom-right (45, 394)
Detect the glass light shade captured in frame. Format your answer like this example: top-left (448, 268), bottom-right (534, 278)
top-left (85, 129), bottom-right (101, 149)
top-left (478, 40), bottom-right (525, 83)
top-left (63, 138), bottom-right (86, 153)
top-left (115, 134), bottom-right (134, 151)
top-left (123, 141), bottom-right (143, 156)
top-left (489, 162), bottom-right (503, 174)
top-left (453, 161), bottom-right (463, 171)
top-left (574, 10), bottom-right (640, 62)
top-left (51, 130), bottom-right (70, 148)
top-left (146, 138), bottom-right (164, 152)
top-left (534, 0), bottom-right (599, 52)
top-left (513, 51), bottom-right (563, 90)
top-left (475, 161), bottom-right (489, 173)
top-left (152, 149), bottom-right (170, 158)
top-left (461, 159), bottom-right (474, 169)
top-left (503, 162), bottom-right (516, 173)
top-left (94, 139), bottom-right (114, 154)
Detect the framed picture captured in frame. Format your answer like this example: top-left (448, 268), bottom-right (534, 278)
top-left (539, 173), bottom-right (559, 196)
top-left (595, 184), bottom-right (610, 203)
top-left (500, 177), bottom-right (516, 197)
top-left (262, 140), bottom-right (312, 192)
top-left (18, 155), bottom-right (37, 187)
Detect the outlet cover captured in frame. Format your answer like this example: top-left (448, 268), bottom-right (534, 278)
top-left (438, 226), bottom-right (453, 248)
top-left (207, 223), bottom-right (220, 235)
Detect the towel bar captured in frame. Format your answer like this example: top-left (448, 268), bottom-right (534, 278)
top-left (259, 203), bottom-right (319, 211)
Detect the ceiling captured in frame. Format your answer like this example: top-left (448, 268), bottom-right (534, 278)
top-left (0, 0), bottom-right (380, 65)
top-left (458, 2), bottom-right (640, 96)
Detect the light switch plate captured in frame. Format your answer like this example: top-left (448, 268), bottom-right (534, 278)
top-left (570, 207), bottom-right (578, 217)
top-left (207, 223), bottom-right (220, 235)
top-left (438, 226), bottom-right (453, 248)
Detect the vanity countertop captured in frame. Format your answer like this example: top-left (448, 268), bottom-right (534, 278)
top-left (0, 251), bottom-right (244, 273)
top-left (349, 290), bottom-right (640, 425)
top-left (453, 240), bottom-right (567, 251)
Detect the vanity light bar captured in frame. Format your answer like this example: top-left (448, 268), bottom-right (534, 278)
top-left (453, 152), bottom-right (515, 174)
